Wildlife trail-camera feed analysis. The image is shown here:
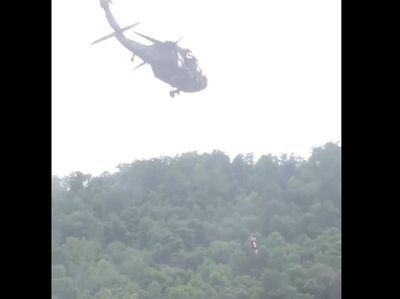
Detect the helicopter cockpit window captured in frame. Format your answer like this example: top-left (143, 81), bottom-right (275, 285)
top-left (176, 47), bottom-right (201, 72)
top-left (186, 55), bottom-right (198, 70)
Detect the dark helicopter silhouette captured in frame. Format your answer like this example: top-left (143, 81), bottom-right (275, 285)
top-left (92, 0), bottom-right (207, 97)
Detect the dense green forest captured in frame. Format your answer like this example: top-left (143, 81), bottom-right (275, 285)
top-left (52, 142), bottom-right (341, 299)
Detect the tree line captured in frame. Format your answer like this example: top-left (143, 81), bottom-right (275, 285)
top-left (52, 142), bottom-right (341, 299)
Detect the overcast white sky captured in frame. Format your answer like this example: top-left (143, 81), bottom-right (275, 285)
top-left (52, 0), bottom-right (341, 177)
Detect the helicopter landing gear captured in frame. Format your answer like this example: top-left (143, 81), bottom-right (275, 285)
top-left (169, 89), bottom-right (180, 98)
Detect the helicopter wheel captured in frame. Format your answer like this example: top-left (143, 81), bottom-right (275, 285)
top-left (169, 90), bottom-right (175, 98)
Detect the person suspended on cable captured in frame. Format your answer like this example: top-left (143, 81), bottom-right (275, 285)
top-left (250, 236), bottom-right (258, 255)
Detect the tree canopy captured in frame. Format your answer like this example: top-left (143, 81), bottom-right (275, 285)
top-left (52, 142), bottom-right (341, 299)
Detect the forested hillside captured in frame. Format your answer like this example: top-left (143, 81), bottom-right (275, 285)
top-left (52, 142), bottom-right (341, 299)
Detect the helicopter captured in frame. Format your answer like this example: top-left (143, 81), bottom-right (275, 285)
top-left (92, 0), bottom-right (208, 97)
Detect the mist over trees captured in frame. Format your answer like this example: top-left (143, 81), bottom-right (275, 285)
top-left (52, 142), bottom-right (341, 299)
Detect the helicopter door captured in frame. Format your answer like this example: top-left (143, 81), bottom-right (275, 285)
top-left (176, 52), bottom-right (184, 68)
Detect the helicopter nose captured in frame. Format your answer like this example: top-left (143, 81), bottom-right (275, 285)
top-left (201, 75), bottom-right (208, 89)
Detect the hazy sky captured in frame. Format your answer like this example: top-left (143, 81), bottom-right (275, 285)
top-left (52, 0), bottom-right (341, 177)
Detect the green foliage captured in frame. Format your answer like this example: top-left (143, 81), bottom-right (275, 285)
top-left (52, 143), bottom-right (341, 299)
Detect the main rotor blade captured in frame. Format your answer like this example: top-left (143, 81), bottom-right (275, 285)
top-left (91, 22), bottom-right (141, 45)
top-left (134, 31), bottom-right (161, 44)
top-left (132, 61), bottom-right (146, 71)
top-left (175, 36), bottom-right (183, 44)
